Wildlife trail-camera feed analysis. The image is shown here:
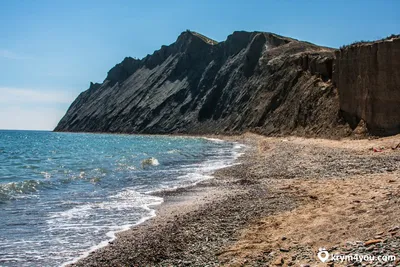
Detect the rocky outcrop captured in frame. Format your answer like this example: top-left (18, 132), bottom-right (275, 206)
top-left (55, 30), bottom-right (351, 137)
top-left (333, 36), bottom-right (400, 136)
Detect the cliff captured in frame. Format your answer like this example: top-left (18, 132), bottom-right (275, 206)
top-left (333, 35), bottom-right (400, 136)
top-left (55, 30), bottom-right (351, 137)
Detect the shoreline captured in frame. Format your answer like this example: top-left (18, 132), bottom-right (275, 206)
top-left (63, 135), bottom-right (246, 266)
top-left (68, 135), bottom-right (261, 267)
top-left (70, 133), bottom-right (400, 266)
top-left (61, 197), bottom-right (164, 267)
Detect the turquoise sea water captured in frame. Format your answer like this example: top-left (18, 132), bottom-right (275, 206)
top-left (0, 130), bottom-right (242, 267)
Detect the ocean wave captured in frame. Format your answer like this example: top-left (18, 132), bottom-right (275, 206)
top-left (166, 149), bottom-right (180, 154)
top-left (0, 170), bottom-right (108, 202)
top-left (141, 157), bottom-right (159, 168)
top-left (49, 189), bottom-right (162, 221)
top-left (145, 142), bottom-right (245, 194)
top-left (54, 189), bottom-right (163, 267)
top-left (0, 180), bottom-right (48, 201)
top-left (40, 171), bottom-right (51, 179)
top-left (0, 133), bottom-right (246, 267)
top-left (232, 142), bottom-right (247, 159)
top-left (202, 137), bottom-right (225, 143)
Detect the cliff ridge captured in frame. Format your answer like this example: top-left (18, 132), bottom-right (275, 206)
top-left (55, 31), bottom-right (399, 137)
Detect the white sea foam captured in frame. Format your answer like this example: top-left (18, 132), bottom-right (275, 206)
top-left (145, 139), bottom-right (246, 195)
top-left (232, 142), bottom-right (247, 159)
top-left (60, 138), bottom-right (245, 267)
top-left (166, 149), bottom-right (180, 154)
top-left (141, 157), bottom-right (160, 168)
top-left (58, 189), bottom-right (163, 267)
top-left (0, 257), bottom-right (24, 262)
top-left (40, 171), bottom-right (51, 179)
top-left (49, 190), bottom-right (162, 221)
top-left (202, 137), bottom-right (225, 143)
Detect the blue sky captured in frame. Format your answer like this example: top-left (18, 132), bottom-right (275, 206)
top-left (0, 0), bottom-right (399, 130)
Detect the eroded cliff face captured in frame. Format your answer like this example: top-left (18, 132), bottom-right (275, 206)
top-left (333, 37), bottom-right (400, 136)
top-left (55, 31), bottom-right (350, 137)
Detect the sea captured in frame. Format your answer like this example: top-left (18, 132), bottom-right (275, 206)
top-left (0, 130), bottom-right (243, 267)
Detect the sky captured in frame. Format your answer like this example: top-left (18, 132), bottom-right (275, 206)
top-left (0, 0), bottom-right (399, 130)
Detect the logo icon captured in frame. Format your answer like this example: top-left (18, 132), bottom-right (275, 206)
top-left (318, 248), bottom-right (330, 262)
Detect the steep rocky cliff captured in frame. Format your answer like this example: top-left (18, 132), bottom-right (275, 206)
top-left (55, 30), bottom-right (351, 137)
top-left (333, 36), bottom-right (400, 136)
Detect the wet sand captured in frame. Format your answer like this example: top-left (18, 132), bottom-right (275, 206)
top-left (71, 133), bottom-right (400, 267)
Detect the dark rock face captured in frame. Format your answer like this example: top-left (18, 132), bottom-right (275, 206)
top-left (55, 30), bottom-right (350, 137)
top-left (333, 37), bottom-right (400, 136)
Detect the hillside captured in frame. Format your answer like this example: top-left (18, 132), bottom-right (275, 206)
top-left (333, 35), bottom-right (400, 136)
top-left (54, 30), bottom-right (352, 137)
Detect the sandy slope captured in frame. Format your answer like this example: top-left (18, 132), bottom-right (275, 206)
top-left (220, 134), bottom-right (400, 266)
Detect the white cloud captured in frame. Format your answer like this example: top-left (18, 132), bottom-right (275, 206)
top-left (0, 49), bottom-right (31, 60)
top-left (0, 87), bottom-right (76, 104)
top-left (0, 87), bottom-right (78, 130)
top-left (0, 106), bottom-right (67, 130)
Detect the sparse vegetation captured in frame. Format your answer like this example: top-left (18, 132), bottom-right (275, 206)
top-left (339, 34), bottom-right (400, 49)
top-left (191, 31), bottom-right (219, 45)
